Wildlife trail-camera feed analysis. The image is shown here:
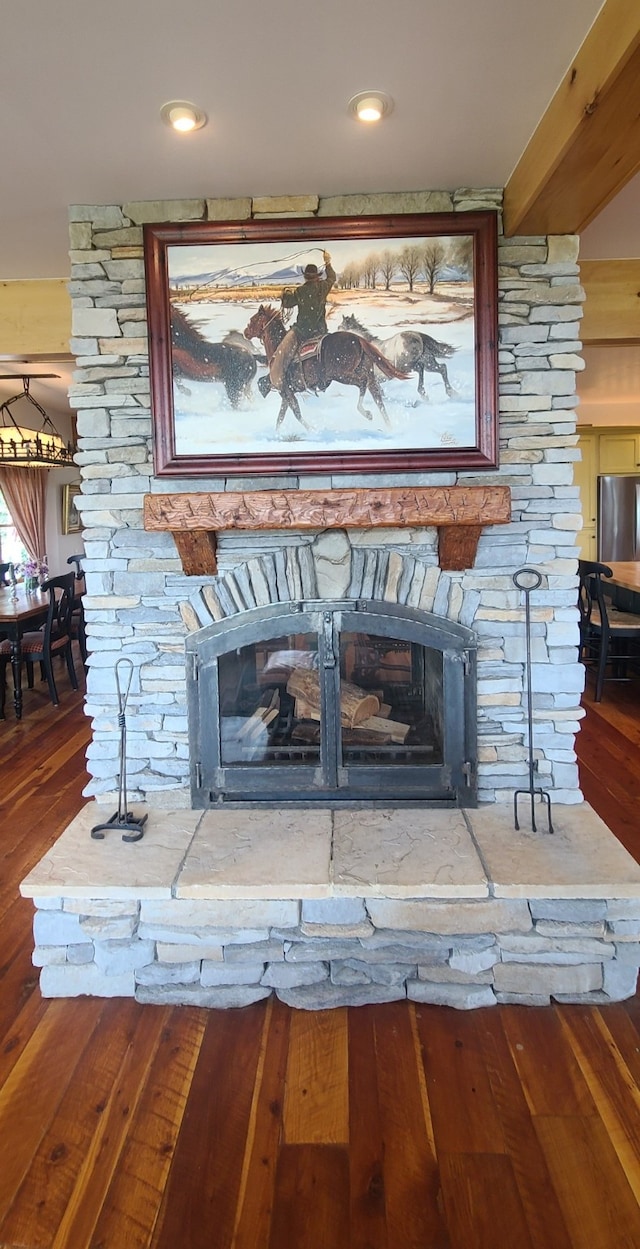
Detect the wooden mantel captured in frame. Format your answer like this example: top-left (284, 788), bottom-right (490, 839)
top-left (144, 486), bottom-right (511, 576)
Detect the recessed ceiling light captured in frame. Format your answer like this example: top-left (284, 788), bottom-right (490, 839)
top-left (160, 100), bottom-right (207, 133)
top-left (348, 91), bottom-right (394, 123)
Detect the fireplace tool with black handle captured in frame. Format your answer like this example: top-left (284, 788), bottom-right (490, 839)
top-left (91, 657), bottom-right (148, 842)
top-left (512, 567), bottom-right (553, 834)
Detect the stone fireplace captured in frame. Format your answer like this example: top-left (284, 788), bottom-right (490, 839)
top-left (65, 186), bottom-right (586, 811)
top-left (18, 187), bottom-right (640, 1011)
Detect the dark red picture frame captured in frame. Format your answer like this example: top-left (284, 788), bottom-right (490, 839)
top-left (144, 212), bottom-right (498, 478)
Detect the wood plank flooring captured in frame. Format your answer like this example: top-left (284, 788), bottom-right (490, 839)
top-left (1, 663), bottom-right (640, 1246)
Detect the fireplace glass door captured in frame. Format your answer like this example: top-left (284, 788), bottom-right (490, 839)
top-left (338, 629), bottom-right (443, 767)
top-left (218, 632), bottom-right (321, 769)
top-left (187, 601), bottom-right (476, 806)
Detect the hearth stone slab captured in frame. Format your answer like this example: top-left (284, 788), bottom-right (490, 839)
top-left (332, 809), bottom-right (488, 898)
top-left (177, 809), bottom-right (332, 899)
top-left (471, 805), bottom-right (640, 899)
top-left (19, 800), bottom-right (640, 1010)
top-left (19, 807), bottom-right (200, 900)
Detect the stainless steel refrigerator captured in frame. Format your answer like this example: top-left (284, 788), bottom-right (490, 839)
top-left (597, 474), bottom-right (640, 562)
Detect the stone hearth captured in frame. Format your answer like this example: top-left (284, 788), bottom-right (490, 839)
top-left (20, 803), bottom-right (640, 1010)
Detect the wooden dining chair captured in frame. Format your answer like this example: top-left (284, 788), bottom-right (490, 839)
top-left (66, 553), bottom-right (87, 664)
top-left (0, 564), bottom-right (10, 643)
top-left (578, 559), bottom-right (640, 702)
top-left (0, 573), bottom-right (78, 715)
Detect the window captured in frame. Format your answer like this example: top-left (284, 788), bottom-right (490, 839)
top-left (0, 488), bottom-right (27, 565)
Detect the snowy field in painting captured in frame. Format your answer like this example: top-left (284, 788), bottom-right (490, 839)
top-left (171, 289), bottom-right (476, 459)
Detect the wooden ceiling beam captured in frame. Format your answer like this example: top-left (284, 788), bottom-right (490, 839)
top-left (503, 0), bottom-right (640, 238)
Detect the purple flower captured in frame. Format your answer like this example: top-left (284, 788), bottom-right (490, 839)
top-left (18, 556), bottom-right (48, 580)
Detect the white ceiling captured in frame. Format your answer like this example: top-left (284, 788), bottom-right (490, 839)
top-left (1, 0), bottom-right (638, 419)
top-left (0, 0), bottom-right (627, 280)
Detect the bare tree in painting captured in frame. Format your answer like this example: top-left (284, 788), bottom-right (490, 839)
top-left (420, 242), bottom-right (448, 294)
top-left (398, 245), bottom-right (422, 292)
top-left (379, 250), bottom-right (396, 291)
top-left (363, 253), bottom-right (381, 290)
top-left (339, 261), bottom-right (362, 290)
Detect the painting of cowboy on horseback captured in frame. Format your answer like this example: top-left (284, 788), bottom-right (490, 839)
top-left (247, 250), bottom-right (414, 431)
top-left (157, 215), bottom-right (487, 466)
top-left (269, 251), bottom-right (336, 390)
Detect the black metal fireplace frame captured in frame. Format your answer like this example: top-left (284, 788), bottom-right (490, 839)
top-left (186, 599), bottom-right (477, 808)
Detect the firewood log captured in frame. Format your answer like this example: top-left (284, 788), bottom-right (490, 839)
top-left (359, 715), bottom-right (410, 743)
top-left (237, 691), bottom-right (280, 741)
top-left (342, 727), bottom-right (392, 745)
top-left (286, 668), bottom-right (380, 726)
top-left (291, 723), bottom-right (320, 745)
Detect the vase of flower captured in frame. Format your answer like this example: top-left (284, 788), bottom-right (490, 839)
top-left (20, 556), bottom-right (48, 593)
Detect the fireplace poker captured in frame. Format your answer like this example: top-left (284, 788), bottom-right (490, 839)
top-left (512, 567), bottom-right (553, 834)
top-left (91, 657), bottom-right (148, 843)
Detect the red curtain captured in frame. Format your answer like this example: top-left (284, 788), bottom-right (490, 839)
top-left (0, 468), bottom-right (48, 561)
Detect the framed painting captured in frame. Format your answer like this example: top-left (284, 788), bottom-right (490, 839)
top-left (61, 482), bottom-right (81, 534)
top-left (144, 212), bottom-right (498, 477)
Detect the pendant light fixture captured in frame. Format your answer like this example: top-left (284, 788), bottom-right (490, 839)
top-left (0, 374), bottom-right (76, 468)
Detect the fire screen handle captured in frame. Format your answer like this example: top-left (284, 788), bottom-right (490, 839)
top-left (322, 612), bottom-right (336, 668)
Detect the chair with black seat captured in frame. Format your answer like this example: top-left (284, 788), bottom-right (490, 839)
top-left (0, 572), bottom-right (78, 715)
top-left (578, 559), bottom-right (640, 702)
top-left (66, 553), bottom-right (87, 664)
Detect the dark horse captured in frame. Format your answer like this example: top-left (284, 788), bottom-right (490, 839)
top-left (339, 312), bottom-right (456, 400)
top-left (243, 305), bottom-right (408, 430)
top-left (171, 306), bottom-right (257, 408)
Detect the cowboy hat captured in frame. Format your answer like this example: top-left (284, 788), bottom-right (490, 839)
top-left (302, 263), bottom-right (321, 279)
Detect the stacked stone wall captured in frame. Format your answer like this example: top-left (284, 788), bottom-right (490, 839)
top-left (31, 892), bottom-right (640, 1010)
top-left (68, 190), bottom-right (585, 806)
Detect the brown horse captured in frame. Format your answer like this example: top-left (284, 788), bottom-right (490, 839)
top-left (339, 312), bottom-right (457, 400)
top-left (171, 305), bottom-right (257, 408)
top-left (243, 305), bottom-right (409, 431)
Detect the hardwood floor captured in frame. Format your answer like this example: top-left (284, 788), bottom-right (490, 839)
top-left (1, 665), bottom-right (640, 1247)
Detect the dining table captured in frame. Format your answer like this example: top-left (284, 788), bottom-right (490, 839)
top-left (599, 561), bottom-right (640, 624)
top-left (604, 562), bottom-right (640, 595)
top-left (0, 585), bottom-right (49, 719)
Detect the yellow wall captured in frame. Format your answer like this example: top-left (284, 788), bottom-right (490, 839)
top-left (0, 280), bottom-right (71, 356)
top-left (577, 343), bottom-right (640, 428)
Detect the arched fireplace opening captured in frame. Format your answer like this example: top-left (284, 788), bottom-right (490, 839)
top-left (186, 599), bottom-right (477, 807)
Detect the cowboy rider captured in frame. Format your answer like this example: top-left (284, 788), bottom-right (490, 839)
top-left (269, 250), bottom-right (336, 389)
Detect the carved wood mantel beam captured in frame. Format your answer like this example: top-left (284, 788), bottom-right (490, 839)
top-left (144, 486), bottom-right (511, 576)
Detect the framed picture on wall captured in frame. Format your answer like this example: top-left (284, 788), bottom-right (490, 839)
top-left (61, 482), bottom-right (81, 534)
top-left (144, 211), bottom-right (499, 478)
